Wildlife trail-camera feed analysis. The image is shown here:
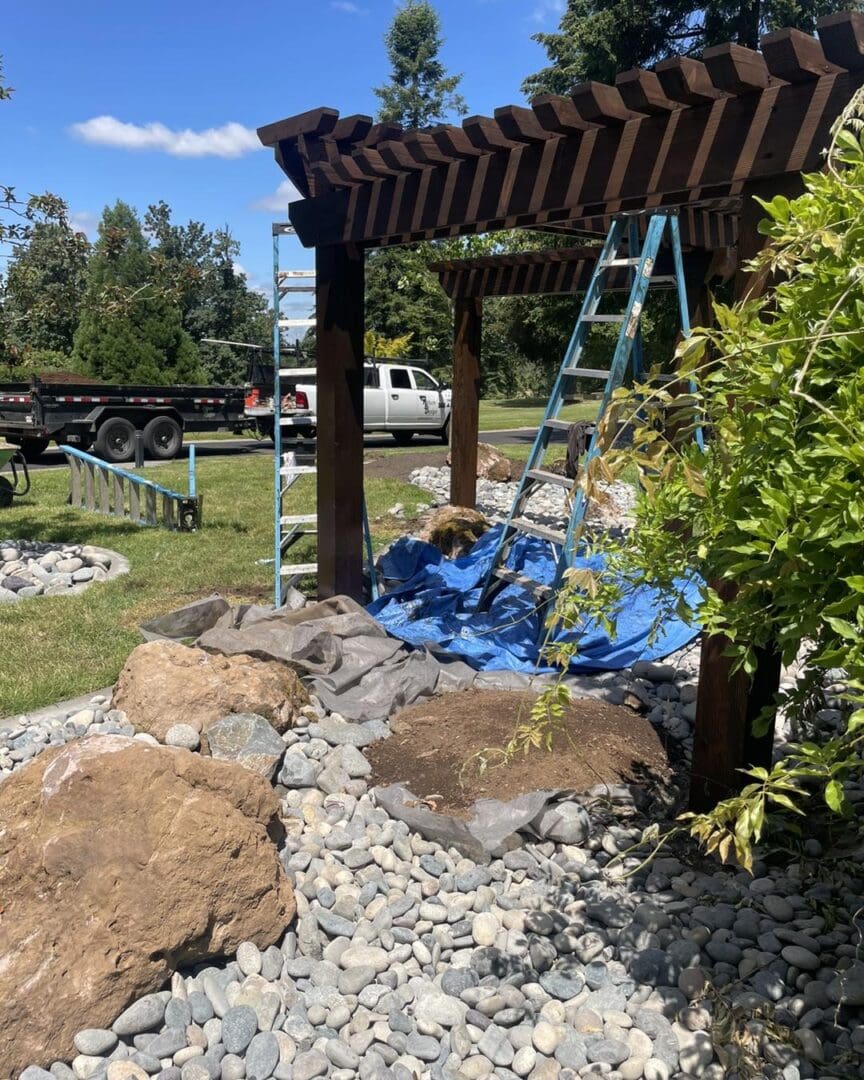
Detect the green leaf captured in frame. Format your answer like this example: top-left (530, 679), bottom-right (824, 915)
top-left (824, 779), bottom-right (845, 814)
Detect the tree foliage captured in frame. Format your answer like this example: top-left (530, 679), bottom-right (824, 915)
top-left (373, 0), bottom-right (466, 128)
top-left (2, 217), bottom-right (90, 359)
top-left (144, 201), bottom-right (270, 384)
top-left (522, 0), bottom-right (857, 93)
top-left (73, 202), bottom-right (202, 385)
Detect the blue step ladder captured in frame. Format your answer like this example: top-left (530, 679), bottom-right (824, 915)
top-left (476, 210), bottom-right (698, 621)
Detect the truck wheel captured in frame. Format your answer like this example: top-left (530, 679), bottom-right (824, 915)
top-left (94, 417), bottom-right (136, 463)
top-left (18, 438), bottom-right (50, 462)
top-left (392, 431), bottom-right (414, 446)
top-left (143, 416), bottom-right (183, 460)
top-left (439, 418), bottom-right (450, 446)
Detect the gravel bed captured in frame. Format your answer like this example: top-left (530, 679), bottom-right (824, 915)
top-left (11, 656), bottom-right (864, 1080)
top-left (406, 466), bottom-right (635, 533)
top-left (0, 539), bottom-right (129, 602)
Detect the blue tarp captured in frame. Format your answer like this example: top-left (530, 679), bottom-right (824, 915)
top-left (368, 525), bottom-right (702, 674)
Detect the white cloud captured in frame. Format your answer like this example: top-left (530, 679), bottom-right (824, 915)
top-left (530, 0), bottom-right (564, 23)
top-left (251, 180), bottom-right (302, 213)
top-left (69, 116), bottom-right (263, 159)
top-left (232, 261), bottom-right (248, 279)
top-left (330, 1), bottom-right (369, 13)
top-left (69, 210), bottom-right (99, 237)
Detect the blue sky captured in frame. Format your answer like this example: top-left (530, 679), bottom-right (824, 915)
top-left (3, 0), bottom-right (564, 314)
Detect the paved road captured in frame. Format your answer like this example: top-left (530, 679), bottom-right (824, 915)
top-left (20, 426), bottom-right (557, 472)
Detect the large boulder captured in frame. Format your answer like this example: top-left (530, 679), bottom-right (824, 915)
top-left (420, 506), bottom-right (491, 559)
top-left (0, 736), bottom-right (294, 1075)
top-left (113, 639), bottom-right (308, 740)
top-left (446, 442), bottom-right (513, 482)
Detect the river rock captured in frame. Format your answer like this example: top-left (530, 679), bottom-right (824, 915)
top-left (0, 736), bottom-right (294, 1073)
top-left (112, 640), bottom-right (307, 740)
top-left (204, 714), bottom-right (286, 780)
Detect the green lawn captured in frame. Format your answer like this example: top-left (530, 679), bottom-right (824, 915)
top-left (478, 398), bottom-right (597, 431)
top-left (0, 455), bottom-right (430, 717)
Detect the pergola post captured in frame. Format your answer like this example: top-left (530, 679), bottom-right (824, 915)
top-left (315, 241), bottom-right (365, 601)
top-left (689, 174), bottom-right (803, 810)
top-left (450, 298), bottom-right (483, 509)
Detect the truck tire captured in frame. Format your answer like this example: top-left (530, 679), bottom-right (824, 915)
top-left (439, 417), bottom-right (450, 445)
top-left (18, 438), bottom-right (49, 462)
top-left (392, 430), bottom-right (414, 446)
top-left (94, 417), bottom-right (136, 464)
top-left (143, 415), bottom-right (183, 460)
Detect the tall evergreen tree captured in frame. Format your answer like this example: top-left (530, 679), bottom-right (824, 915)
top-left (373, 1), bottom-right (467, 128)
top-left (2, 217), bottom-right (90, 358)
top-left (73, 202), bottom-right (202, 385)
top-left (522, 0), bottom-right (856, 93)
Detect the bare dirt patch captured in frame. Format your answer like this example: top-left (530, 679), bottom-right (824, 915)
top-left (367, 688), bottom-right (671, 818)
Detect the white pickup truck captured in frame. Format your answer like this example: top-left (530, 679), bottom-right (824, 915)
top-left (279, 361), bottom-right (452, 445)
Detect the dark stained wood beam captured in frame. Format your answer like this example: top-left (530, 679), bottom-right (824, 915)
top-left (818, 10), bottom-right (864, 69)
top-left (761, 27), bottom-right (844, 82)
top-left (376, 139), bottom-right (429, 172)
top-left (315, 243), bottom-right (365, 601)
top-left (450, 298), bottom-right (483, 509)
top-left (703, 43), bottom-right (772, 94)
top-left (572, 81), bottom-right (644, 123)
top-left (403, 132), bottom-right (453, 166)
top-left (429, 125), bottom-right (485, 159)
top-left (463, 114), bottom-right (520, 151)
top-left (655, 56), bottom-right (728, 104)
top-left (615, 69), bottom-right (681, 114)
top-left (494, 105), bottom-right (557, 142)
top-left (531, 94), bottom-right (599, 134)
top-left (258, 107), bottom-right (339, 147)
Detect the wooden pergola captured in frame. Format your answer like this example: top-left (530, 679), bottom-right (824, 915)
top-left (259, 12), bottom-right (864, 806)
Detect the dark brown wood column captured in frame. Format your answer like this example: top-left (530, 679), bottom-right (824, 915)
top-left (689, 175), bottom-right (802, 811)
top-left (449, 297), bottom-right (483, 509)
top-left (315, 242), bottom-right (365, 601)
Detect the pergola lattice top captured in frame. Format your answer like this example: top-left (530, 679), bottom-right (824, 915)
top-left (259, 13), bottom-right (864, 252)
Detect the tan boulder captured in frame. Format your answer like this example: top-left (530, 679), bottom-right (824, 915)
top-left (113, 639), bottom-right (308, 740)
top-left (446, 442), bottom-right (513, 482)
top-left (420, 505), bottom-right (491, 559)
top-left (0, 736), bottom-right (294, 1075)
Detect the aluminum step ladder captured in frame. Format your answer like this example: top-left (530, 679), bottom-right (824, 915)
top-left (272, 223), bottom-right (378, 606)
top-left (476, 210), bottom-right (698, 623)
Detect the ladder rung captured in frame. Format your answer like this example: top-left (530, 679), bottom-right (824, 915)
top-left (582, 314), bottom-right (626, 323)
top-left (280, 563), bottom-right (318, 576)
top-left (493, 567), bottom-right (553, 600)
top-left (511, 518), bottom-right (567, 546)
top-left (280, 514), bottom-right (317, 525)
top-left (280, 465), bottom-right (317, 476)
top-left (562, 367), bottom-right (609, 380)
top-left (526, 469), bottom-right (574, 489)
top-left (544, 419), bottom-right (573, 431)
top-left (648, 275), bottom-right (677, 285)
top-left (601, 257), bottom-right (641, 267)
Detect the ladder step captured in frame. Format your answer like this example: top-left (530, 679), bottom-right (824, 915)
top-left (544, 419), bottom-right (573, 431)
top-left (280, 514), bottom-right (317, 526)
top-left (511, 517), bottom-right (567, 546)
top-left (648, 275), bottom-right (677, 285)
top-left (601, 257), bottom-right (641, 267)
top-left (493, 567), bottom-right (553, 600)
top-left (280, 563), bottom-right (318, 576)
top-left (526, 469), bottom-right (574, 488)
top-left (562, 367), bottom-right (609, 380)
top-left (280, 465), bottom-right (317, 476)
top-left (582, 314), bottom-right (626, 323)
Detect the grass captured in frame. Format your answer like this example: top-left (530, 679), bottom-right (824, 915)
top-left (478, 398), bottom-right (597, 431)
top-left (0, 455), bottom-right (431, 717)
